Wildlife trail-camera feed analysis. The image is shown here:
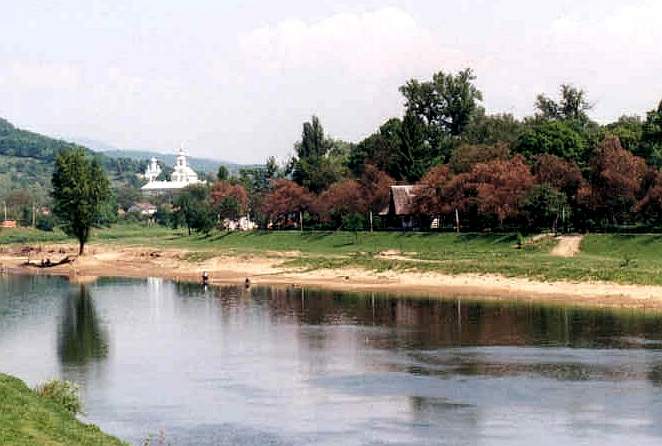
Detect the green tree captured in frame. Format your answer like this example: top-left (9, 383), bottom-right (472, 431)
top-left (51, 149), bottom-right (111, 255)
top-left (400, 68), bottom-right (483, 160)
top-left (217, 165), bottom-right (229, 181)
top-left (515, 120), bottom-right (588, 165)
top-left (173, 185), bottom-right (215, 235)
top-left (535, 84), bottom-right (592, 124)
top-left (522, 184), bottom-right (568, 232)
top-left (348, 118), bottom-right (402, 178)
top-left (642, 100), bottom-right (662, 167)
top-left (290, 116), bottom-right (344, 193)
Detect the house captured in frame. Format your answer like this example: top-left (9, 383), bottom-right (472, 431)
top-left (128, 202), bottom-right (158, 217)
top-left (380, 185), bottom-right (423, 230)
top-left (222, 216), bottom-right (257, 231)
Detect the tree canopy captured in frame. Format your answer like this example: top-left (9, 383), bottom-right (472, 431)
top-left (51, 149), bottom-right (112, 254)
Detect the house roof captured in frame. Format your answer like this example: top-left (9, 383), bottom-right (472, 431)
top-left (387, 185), bottom-right (422, 216)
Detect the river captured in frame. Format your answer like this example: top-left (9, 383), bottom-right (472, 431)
top-left (2, 274), bottom-right (662, 445)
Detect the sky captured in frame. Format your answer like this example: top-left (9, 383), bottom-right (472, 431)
top-left (1, 0), bottom-right (661, 163)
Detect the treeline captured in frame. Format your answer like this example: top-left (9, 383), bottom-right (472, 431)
top-left (160, 68), bottom-right (662, 234)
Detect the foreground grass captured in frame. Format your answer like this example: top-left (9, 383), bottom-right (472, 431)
top-left (0, 374), bottom-right (126, 446)
top-left (1, 225), bottom-right (661, 286)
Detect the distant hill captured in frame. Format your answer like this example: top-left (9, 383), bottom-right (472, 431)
top-left (0, 118), bottom-right (144, 199)
top-left (66, 136), bottom-right (258, 175)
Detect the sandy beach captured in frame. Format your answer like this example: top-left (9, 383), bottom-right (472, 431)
top-left (1, 243), bottom-right (662, 310)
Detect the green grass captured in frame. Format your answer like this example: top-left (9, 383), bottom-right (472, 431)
top-left (2, 224), bottom-right (662, 286)
top-left (0, 374), bottom-right (126, 446)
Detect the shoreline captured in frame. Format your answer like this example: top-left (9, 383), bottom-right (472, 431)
top-left (2, 243), bottom-right (662, 310)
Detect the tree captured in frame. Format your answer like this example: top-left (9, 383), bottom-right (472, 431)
top-left (636, 168), bottom-right (662, 224)
top-left (605, 115), bottom-right (644, 154)
top-left (400, 68), bottom-right (483, 139)
top-left (515, 120), bottom-right (588, 164)
top-left (535, 84), bottom-right (592, 124)
top-left (522, 185), bottom-right (568, 232)
top-left (173, 185), bottom-right (215, 235)
top-left (318, 180), bottom-right (367, 228)
top-left (348, 118), bottom-right (402, 178)
top-left (532, 154), bottom-right (584, 200)
top-left (642, 100), bottom-right (662, 167)
top-left (290, 116), bottom-right (344, 193)
top-left (470, 155), bottom-right (535, 226)
top-left (51, 149), bottom-right (111, 255)
top-left (359, 164), bottom-right (395, 214)
top-left (397, 112), bottom-right (431, 182)
top-left (580, 137), bottom-right (647, 225)
top-left (217, 165), bottom-right (230, 181)
top-left (413, 165), bottom-right (452, 217)
top-left (462, 111), bottom-right (523, 146)
top-left (449, 142), bottom-right (511, 174)
top-left (261, 179), bottom-right (314, 228)
top-left (210, 181), bottom-right (248, 222)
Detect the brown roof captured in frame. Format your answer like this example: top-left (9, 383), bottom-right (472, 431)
top-left (384, 185), bottom-right (422, 216)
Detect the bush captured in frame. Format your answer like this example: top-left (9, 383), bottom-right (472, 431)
top-left (34, 379), bottom-right (82, 415)
top-left (36, 214), bottom-right (56, 231)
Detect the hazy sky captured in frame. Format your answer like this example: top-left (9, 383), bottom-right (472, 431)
top-left (1, 0), bottom-right (661, 163)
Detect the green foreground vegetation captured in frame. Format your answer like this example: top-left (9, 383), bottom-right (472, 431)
top-left (2, 225), bottom-right (662, 286)
top-left (0, 374), bottom-right (125, 446)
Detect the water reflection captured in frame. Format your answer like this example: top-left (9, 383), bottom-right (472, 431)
top-left (3, 276), bottom-right (662, 445)
top-left (57, 284), bottom-right (108, 366)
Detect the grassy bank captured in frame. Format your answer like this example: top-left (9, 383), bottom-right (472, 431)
top-left (1, 225), bottom-right (661, 286)
top-left (0, 374), bottom-right (126, 446)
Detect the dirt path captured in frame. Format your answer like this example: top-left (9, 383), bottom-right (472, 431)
top-left (551, 235), bottom-right (584, 257)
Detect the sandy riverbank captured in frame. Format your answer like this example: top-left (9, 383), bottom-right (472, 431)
top-left (1, 243), bottom-right (662, 310)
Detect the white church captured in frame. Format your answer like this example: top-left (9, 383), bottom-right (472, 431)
top-left (141, 147), bottom-right (205, 194)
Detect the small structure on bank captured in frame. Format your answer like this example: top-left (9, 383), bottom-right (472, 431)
top-left (141, 146), bottom-right (204, 194)
top-left (380, 185), bottom-right (423, 230)
top-left (127, 202), bottom-right (158, 217)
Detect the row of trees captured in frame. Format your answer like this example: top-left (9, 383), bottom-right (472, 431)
top-left (47, 67), bottom-right (662, 251)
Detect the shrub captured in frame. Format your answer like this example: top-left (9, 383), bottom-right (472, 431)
top-left (34, 379), bottom-right (82, 415)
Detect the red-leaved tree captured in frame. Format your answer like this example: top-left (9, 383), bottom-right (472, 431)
top-left (261, 179), bottom-right (314, 228)
top-left (470, 155), bottom-right (535, 225)
top-left (210, 181), bottom-right (249, 221)
top-left (580, 137), bottom-right (647, 224)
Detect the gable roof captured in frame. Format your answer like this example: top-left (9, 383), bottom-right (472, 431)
top-left (387, 185), bottom-right (422, 216)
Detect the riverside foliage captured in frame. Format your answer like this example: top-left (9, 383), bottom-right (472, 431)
top-left (163, 68), bottom-right (662, 233)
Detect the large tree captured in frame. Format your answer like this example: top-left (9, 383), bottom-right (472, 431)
top-left (400, 68), bottom-right (483, 137)
top-left (210, 181), bottom-right (249, 222)
top-left (535, 84), bottom-right (592, 124)
top-left (579, 137), bottom-right (647, 225)
top-left (173, 185), bottom-right (215, 235)
top-left (400, 68), bottom-right (483, 161)
top-left (261, 179), bottom-right (314, 228)
top-left (642, 100), bottom-right (662, 167)
top-left (290, 116), bottom-right (346, 193)
top-left (51, 149), bottom-right (111, 255)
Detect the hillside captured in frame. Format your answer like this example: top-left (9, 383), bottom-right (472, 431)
top-left (0, 374), bottom-right (126, 445)
top-left (0, 118), bottom-right (144, 200)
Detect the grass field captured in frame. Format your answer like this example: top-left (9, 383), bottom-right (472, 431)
top-left (0, 374), bottom-right (126, 446)
top-left (1, 224), bottom-right (662, 286)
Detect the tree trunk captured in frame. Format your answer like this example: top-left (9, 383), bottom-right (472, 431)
top-left (78, 239), bottom-right (85, 256)
top-left (299, 211), bottom-right (303, 232)
top-left (369, 210), bottom-right (373, 233)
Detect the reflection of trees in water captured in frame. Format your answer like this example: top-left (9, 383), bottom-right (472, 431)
top-left (57, 285), bottom-right (108, 365)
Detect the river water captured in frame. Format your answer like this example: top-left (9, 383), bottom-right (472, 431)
top-left (2, 274), bottom-right (662, 445)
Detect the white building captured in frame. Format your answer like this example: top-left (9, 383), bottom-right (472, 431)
top-left (141, 147), bottom-right (205, 193)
